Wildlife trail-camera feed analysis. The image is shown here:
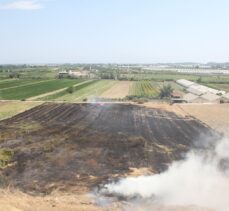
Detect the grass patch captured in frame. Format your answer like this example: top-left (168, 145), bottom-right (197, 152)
top-left (0, 101), bottom-right (41, 120)
top-left (120, 72), bottom-right (229, 83)
top-left (40, 80), bottom-right (97, 100)
top-left (0, 149), bottom-right (14, 168)
top-left (0, 79), bottom-right (45, 90)
top-left (53, 80), bottom-right (117, 102)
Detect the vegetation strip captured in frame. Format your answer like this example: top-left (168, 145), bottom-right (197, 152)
top-left (28, 80), bottom-right (91, 100)
top-left (0, 79), bottom-right (82, 100)
top-left (40, 80), bottom-right (98, 101)
top-left (0, 79), bottom-right (55, 91)
top-left (73, 80), bottom-right (117, 102)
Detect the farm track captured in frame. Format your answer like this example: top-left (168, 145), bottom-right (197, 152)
top-left (28, 80), bottom-right (93, 100)
top-left (0, 103), bottom-right (220, 194)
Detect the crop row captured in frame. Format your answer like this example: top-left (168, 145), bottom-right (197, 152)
top-left (0, 79), bottom-right (83, 100)
top-left (40, 80), bottom-right (98, 100)
top-left (47, 80), bottom-right (117, 102)
top-left (0, 79), bottom-right (46, 90)
top-left (129, 81), bottom-right (159, 98)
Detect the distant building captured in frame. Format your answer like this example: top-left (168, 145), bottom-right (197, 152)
top-left (183, 93), bottom-right (203, 103)
top-left (69, 70), bottom-right (89, 78)
top-left (182, 92), bottom-right (221, 103)
top-left (176, 79), bottom-right (195, 88)
top-left (176, 79), bottom-right (226, 96)
top-left (221, 93), bottom-right (229, 103)
top-left (186, 86), bottom-right (204, 96)
top-left (171, 91), bottom-right (182, 99)
top-left (201, 92), bottom-right (221, 103)
top-left (58, 71), bottom-right (69, 78)
top-left (58, 70), bottom-right (90, 78)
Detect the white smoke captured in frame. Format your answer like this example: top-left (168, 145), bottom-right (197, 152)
top-left (100, 137), bottom-right (229, 211)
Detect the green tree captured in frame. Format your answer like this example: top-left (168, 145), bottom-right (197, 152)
top-left (197, 77), bottom-right (202, 83)
top-left (66, 86), bottom-right (74, 94)
top-left (159, 84), bottom-right (173, 99)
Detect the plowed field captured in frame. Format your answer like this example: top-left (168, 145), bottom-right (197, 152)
top-left (100, 81), bottom-right (132, 99)
top-left (0, 103), bottom-right (218, 194)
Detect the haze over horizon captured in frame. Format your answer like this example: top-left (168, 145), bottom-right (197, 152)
top-left (1, 0), bottom-right (229, 64)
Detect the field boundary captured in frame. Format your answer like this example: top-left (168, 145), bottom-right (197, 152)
top-left (27, 80), bottom-right (93, 100)
top-left (73, 80), bottom-right (117, 102)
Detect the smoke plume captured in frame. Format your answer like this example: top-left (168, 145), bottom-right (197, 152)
top-left (100, 137), bottom-right (229, 211)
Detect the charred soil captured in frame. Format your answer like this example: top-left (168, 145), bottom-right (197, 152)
top-left (0, 103), bottom-right (219, 194)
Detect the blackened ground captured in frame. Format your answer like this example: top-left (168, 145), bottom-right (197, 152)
top-left (0, 103), bottom-right (220, 194)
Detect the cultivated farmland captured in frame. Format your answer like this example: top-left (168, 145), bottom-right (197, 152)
top-left (0, 79), bottom-right (45, 90)
top-left (100, 81), bottom-right (133, 99)
top-left (128, 81), bottom-right (159, 98)
top-left (0, 103), bottom-right (219, 194)
top-left (0, 79), bottom-right (83, 100)
top-left (47, 80), bottom-right (117, 102)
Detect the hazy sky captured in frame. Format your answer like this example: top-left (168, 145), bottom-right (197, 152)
top-left (0, 0), bottom-right (229, 64)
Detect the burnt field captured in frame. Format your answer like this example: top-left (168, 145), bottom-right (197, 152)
top-left (0, 103), bottom-right (219, 194)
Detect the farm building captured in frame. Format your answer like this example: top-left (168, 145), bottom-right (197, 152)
top-left (176, 79), bottom-right (226, 96)
top-left (201, 92), bottom-right (221, 103)
top-left (183, 92), bottom-right (221, 103)
top-left (58, 70), bottom-right (90, 78)
top-left (170, 91), bottom-right (185, 103)
top-left (58, 71), bottom-right (69, 78)
top-left (183, 93), bottom-right (202, 103)
top-left (176, 79), bottom-right (195, 88)
top-left (186, 86), bottom-right (204, 96)
top-left (69, 70), bottom-right (89, 78)
top-left (171, 91), bottom-right (183, 99)
top-left (221, 93), bottom-right (229, 103)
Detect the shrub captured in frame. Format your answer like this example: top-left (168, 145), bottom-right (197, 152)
top-left (66, 86), bottom-right (74, 94)
top-left (159, 84), bottom-right (173, 99)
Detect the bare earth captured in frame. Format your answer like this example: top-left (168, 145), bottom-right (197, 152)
top-left (0, 189), bottom-right (213, 211)
top-left (144, 102), bottom-right (229, 136)
top-left (100, 81), bottom-right (132, 99)
top-left (178, 103), bottom-right (229, 136)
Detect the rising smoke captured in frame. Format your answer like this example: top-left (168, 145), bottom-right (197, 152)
top-left (100, 137), bottom-right (229, 211)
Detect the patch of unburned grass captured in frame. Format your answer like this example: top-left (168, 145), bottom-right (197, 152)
top-left (15, 122), bottom-right (42, 131)
top-left (0, 149), bottom-right (14, 168)
top-left (0, 101), bottom-right (41, 120)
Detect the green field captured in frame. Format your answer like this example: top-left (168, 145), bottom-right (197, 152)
top-left (204, 83), bottom-right (229, 92)
top-left (128, 80), bottom-right (186, 99)
top-left (39, 80), bottom-right (97, 100)
top-left (0, 67), bottom-right (59, 79)
top-left (0, 79), bottom-right (47, 90)
top-left (0, 79), bottom-right (83, 100)
top-left (47, 80), bottom-right (117, 102)
top-left (120, 72), bottom-right (229, 83)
